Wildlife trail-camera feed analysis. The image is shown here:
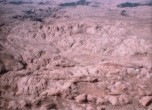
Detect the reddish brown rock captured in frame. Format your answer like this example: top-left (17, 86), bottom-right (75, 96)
top-left (139, 96), bottom-right (152, 107)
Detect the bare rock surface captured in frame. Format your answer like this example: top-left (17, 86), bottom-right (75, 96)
top-left (139, 96), bottom-right (152, 107)
top-left (0, 0), bottom-right (152, 110)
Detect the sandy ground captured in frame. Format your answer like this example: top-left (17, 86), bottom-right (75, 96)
top-left (0, 0), bottom-right (152, 110)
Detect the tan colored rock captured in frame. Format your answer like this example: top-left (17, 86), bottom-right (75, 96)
top-left (75, 94), bottom-right (87, 103)
top-left (47, 89), bottom-right (61, 96)
top-left (145, 90), bottom-right (152, 96)
top-left (87, 94), bottom-right (96, 102)
top-left (19, 99), bottom-right (31, 108)
top-left (140, 68), bottom-right (149, 75)
top-left (118, 95), bottom-right (130, 105)
top-left (138, 89), bottom-right (146, 96)
top-left (72, 25), bottom-right (79, 33)
top-left (107, 96), bottom-right (119, 105)
top-left (145, 73), bottom-right (151, 79)
top-left (148, 104), bottom-right (152, 110)
top-left (127, 68), bottom-right (136, 74)
top-left (40, 103), bottom-right (56, 110)
top-left (96, 97), bottom-right (105, 105)
top-left (139, 96), bottom-right (152, 107)
top-left (86, 26), bottom-right (97, 35)
top-left (32, 97), bottom-right (42, 106)
top-left (8, 101), bottom-right (18, 110)
top-left (97, 106), bottom-right (106, 110)
top-left (109, 88), bottom-right (121, 95)
top-left (114, 81), bottom-right (121, 88)
top-left (86, 105), bottom-right (94, 110)
top-left (86, 77), bottom-right (98, 83)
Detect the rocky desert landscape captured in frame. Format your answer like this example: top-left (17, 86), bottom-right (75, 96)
top-left (0, 0), bottom-right (152, 110)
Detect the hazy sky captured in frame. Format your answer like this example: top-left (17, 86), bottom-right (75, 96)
top-left (3, 0), bottom-right (151, 4)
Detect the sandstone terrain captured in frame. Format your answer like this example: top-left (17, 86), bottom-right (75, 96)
top-left (0, 0), bottom-right (152, 110)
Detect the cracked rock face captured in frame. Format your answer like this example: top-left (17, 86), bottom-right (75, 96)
top-left (0, 0), bottom-right (152, 110)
